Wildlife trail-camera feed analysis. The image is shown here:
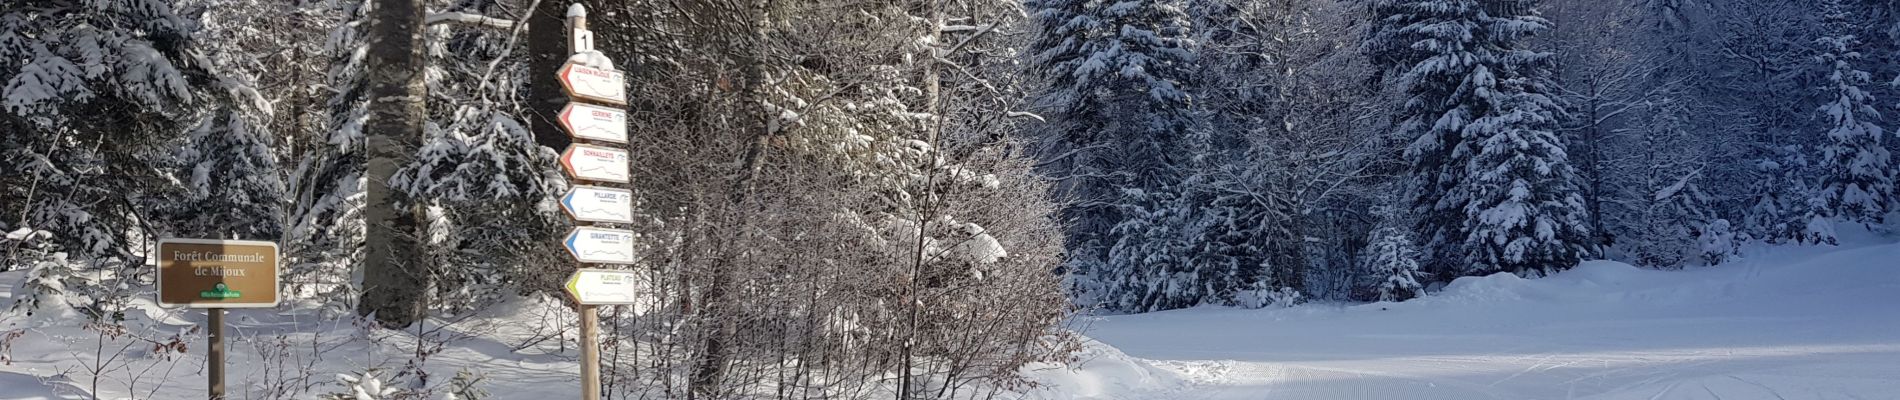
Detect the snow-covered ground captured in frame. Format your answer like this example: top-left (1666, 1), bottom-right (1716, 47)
top-left (1032, 233), bottom-right (1900, 399)
top-left (6, 232), bottom-right (1896, 399)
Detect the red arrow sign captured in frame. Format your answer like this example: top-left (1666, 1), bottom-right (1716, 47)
top-left (561, 144), bottom-right (630, 183)
top-left (559, 103), bottom-right (629, 144)
top-left (558, 62), bottom-right (627, 105)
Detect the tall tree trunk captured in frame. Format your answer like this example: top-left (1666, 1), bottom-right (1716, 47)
top-left (1579, 79), bottom-right (1610, 247)
top-left (527, 0), bottom-right (573, 151)
top-left (358, 0), bottom-right (430, 329)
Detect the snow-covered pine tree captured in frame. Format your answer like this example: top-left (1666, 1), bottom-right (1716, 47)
top-left (1372, 0), bottom-right (1475, 279)
top-left (1744, 146), bottom-right (1816, 243)
top-left (162, 111), bottom-right (285, 241)
top-left (1027, 0), bottom-right (1116, 285)
top-left (1358, 0), bottom-right (1425, 85)
top-left (1811, 0), bottom-right (1894, 230)
top-left (1178, 164), bottom-right (1285, 307)
top-left (1700, 218), bottom-right (1738, 265)
top-left (1455, 2), bottom-right (1594, 276)
top-left (164, 0), bottom-right (342, 246)
top-left (1375, 0), bottom-right (1594, 277)
top-left (1374, 0), bottom-right (1588, 278)
top-left (0, 0), bottom-right (231, 320)
top-left (1030, 0), bottom-right (1199, 311)
top-left (1104, 185), bottom-right (1201, 312)
top-left (1362, 225), bottom-right (1424, 302)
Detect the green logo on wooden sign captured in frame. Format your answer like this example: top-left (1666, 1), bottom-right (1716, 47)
top-left (200, 283), bottom-right (242, 299)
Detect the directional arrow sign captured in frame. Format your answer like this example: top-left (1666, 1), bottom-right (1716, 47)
top-left (559, 102), bottom-right (629, 144)
top-left (562, 185), bottom-right (634, 224)
top-left (561, 144), bottom-right (630, 183)
top-left (564, 227), bottom-right (637, 264)
top-left (565, 269), bottom-right (645, 305)
top-left (557, 61), bottom-right (627, 105)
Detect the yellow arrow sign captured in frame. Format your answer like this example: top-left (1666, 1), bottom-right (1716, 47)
top-left (564, 269), bottom-right (645, 305)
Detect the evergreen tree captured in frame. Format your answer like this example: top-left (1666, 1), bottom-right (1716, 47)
top-left (1377, 0), bottom-right (1593, 278)
top-left (1358, 0), bottom-right (1425, 85)
top-left (0, 0), bottom-right (234, 320)
top-left (1700, 218), bottom-right (1739, 265)
top-left (1811, 0), bottom-right (1894, 229)
top-left (1103, 185), bottom-right (1199, 312)
top-left (1029, 0), bottom-right (1198, 311)
top-left (1456, 4), bottom-right (1593, 276)
top-left (1362, 226), bottom-right (1424, 302)
top-left (1376, 0), bottom-right (1478, 279)
top-left (1028, 0), bottom-right (1115, 281)
top-left (1180, 166), bottom-right (1282, 307)
top-left (161, 111), bottom-right (285, 240)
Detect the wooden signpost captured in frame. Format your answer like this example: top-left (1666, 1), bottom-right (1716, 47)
top-left (155, 238), bottom-right (280, 400)
top-left (554, 5), bottom-right (637, 400)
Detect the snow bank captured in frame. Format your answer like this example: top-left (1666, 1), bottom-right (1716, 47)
top-left (0, 371), bottom-right (85, 399)
top-left (1420, 259), bottom-right (1659, 305)
top-left (1017, 338), bottom-right (1185, 399)
top-left (1072, 238), bottom-right (1900, 400)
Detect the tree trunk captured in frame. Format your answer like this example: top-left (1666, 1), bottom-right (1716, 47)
top-left (527, 0), bottom-right (573, 151)
top-left (358, 0), bottom-right (430, 329)
top-left (899, 1), bottom-right (943, 396)
top-left (1579, 78), bottom-right (1610, 247)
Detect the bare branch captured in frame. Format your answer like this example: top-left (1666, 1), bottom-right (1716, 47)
top-left (425, 12), bottom-right (517, 31)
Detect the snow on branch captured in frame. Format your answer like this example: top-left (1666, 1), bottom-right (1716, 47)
top-left (426, 12), bottom-right (517, 31)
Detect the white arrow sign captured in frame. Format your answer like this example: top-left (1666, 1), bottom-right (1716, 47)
top-left (564, 269), bottom-right (647, 306)
top-left (559, 102), bottom-right (628, 144)
top-left (561, 144), bottom-right (630, 183)
top-left (562, 186), bottom-right (634, 224)
top-left (557, 61), bottom-right (626, 105)
top-left (564, 227), bottom-right (637, 264)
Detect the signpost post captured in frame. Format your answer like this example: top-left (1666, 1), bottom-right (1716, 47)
top-left (155, 238), bottom-right (280, 400)
top-left (554, 5), bottom-right (638, 400)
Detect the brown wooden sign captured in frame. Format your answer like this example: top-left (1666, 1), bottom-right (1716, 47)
top-left (156, 239), bottom-right (280, 308)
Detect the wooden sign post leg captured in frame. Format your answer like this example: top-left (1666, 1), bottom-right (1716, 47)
top-left (208, 308), bottom-right (226, 400)
top-left (580, 304), bottom-right (601, 400)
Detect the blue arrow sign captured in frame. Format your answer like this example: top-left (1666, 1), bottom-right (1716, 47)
top-left (561, 186), bottom-right (634, 224)
top-left (564, 227), bottom-right (637, 264)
